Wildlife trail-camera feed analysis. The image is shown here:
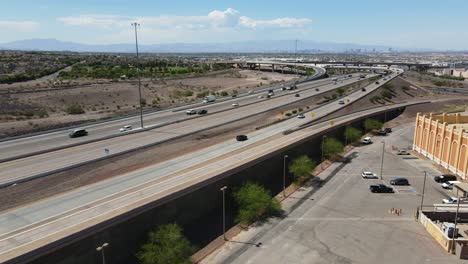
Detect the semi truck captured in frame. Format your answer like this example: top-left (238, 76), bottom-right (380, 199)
top-left (203, 95), bottom-right (216, 103)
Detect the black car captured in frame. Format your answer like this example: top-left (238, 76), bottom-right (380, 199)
top-left (384, 127), bottom-right (392, 133)
top-left (236, 135), bottom-right (248, 141)
top-left (295, 93), bottom-right (300, 97)
top-left (315, 88), bottom-right (320, 91)
top-left (197, 109), bottom-right (208, 115)
top-left (390, 178), bottom-right (409, 185)
top-left (361, 88), bottom-right (366, 91)
top-left (69, 129), bottom-right (88, 138)
top-left (231, 94), bottom-right (237, 98)
top-left (434, 174), bottom-right (457, 183)
top-left (375, 81), bottom-right (380, 85)
top-left (369, 184), bottom-right (394, 193)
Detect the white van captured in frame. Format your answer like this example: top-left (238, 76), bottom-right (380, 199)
top-left (362, 137), bottom-right (372, 144)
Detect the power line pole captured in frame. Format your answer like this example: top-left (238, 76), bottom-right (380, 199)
top-left (294, 39), bottom-right (298, 75)
top-left (420, 171), bottom-right (427, 211)
top-left (132, 22), bottom-right (144, 129)
top-left (220, 186), bottom-right (228, 241)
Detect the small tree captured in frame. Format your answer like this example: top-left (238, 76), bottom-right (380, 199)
top-left (336, 87), bottom-right (346, 97)
top-left (233, 182), bottom-right (281, 225)
top-left (344, 127), bottom-right (362, 144)
top-left (322, 137), bottom-right (344, 159)
top-left (364, 118), bottom-right (383, 132)
top-left (289, 155), bottom-right (317, 182)
top-left (65, 104), bottom-right (85, 115)
top-left (137, 223), bottom-right (194, 264)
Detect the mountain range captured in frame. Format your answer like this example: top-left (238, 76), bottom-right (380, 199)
top-left (0, 38), bottom-right (425, 53)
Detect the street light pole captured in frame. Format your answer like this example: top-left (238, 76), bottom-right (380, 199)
top-left (96, 242), bottom-right (109, 264)
top-left (220, 186), bottom-right (227, 241)
top-left (380, 140), bottom-right (385, 180)
top-left (452, 197), bottom-right (461, 254)
top-left (321, 135), bottom-right (327, 169)
top-left (420, 171), bottom-right (427, 211)
top-left (294, 39), bottom-right (298, 75)
top-left (132, 22), bottom-right (144, 129)
top-left (283, 155), bottom-right (288, 197)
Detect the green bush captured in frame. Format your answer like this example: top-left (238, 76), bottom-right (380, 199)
top-left (344, 127), bottom-right (362, 144)
top-left (220, 91), bottom-right (229, 96)
top-left (234, 182), bottom-right (282, 225)
top-left (65, 104), bottom-right (85, 115)
top-left (292, 110), bottom-right (297, 114)
top-left (289, 155), bottom-right (317, 182)
top-left (137, 223), bottom-right (194, 264)
top-left (174, 90), bottom-right (194, 97)
top-left (364, 118), bottom-right (383, 132)
top-left (322, 137), bottom-right (344, 159)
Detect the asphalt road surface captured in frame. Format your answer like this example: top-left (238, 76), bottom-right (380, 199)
top-left (0, 99), bottom-right (418, 263)
top-left (0, 73), bottom-right (386, 186)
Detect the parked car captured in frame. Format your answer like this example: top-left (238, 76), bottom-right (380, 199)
top-left (434, 174), bottom-right (457, 183)
top-left (369, 184), bottom-right (394, 193)
top-left (197, 109), bottom-right (208, 115)
top-left (348, 74), bottom-right (353, 77)
top-left (442, 181), bottom-right (458, 189)
top-left (297, 114), bottom-right (305, 119)
top-left (442, 197), bottom-right (458, 204)
top-left (119, 125), bottom-right (132, 132)
top-left (186, 109), bottom-right (197, 115)
top-left (69, 129), bottom-right (88, 138)
top-left (362, 137), bottom-right (372, 144)
top-left (236, 135), bottom-right (248, 141)
top-left (338, 100), bottom-right (345, 105)
top-left (384, 127), bottom-right (392, 133)
top-left (362, 171), bottom-right (377, 179)
top-left (390, 178), bottom-right (409, 186)
top-left (232, 103), bottom-right (239, 107)
top-left (377, 129), bottom-right (387, 136)
top-left (248, 90), bottom-right (253, 94)
top-left (295, 93), bottom-right (300, 97)
top-left (397, 150), bottom-right (410, 155)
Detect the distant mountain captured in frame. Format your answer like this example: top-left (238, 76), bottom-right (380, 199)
top-left (0, 38), bottom-right (419, 53)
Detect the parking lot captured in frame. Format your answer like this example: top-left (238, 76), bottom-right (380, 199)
top-left (203, 122), bottom-right (463, 264)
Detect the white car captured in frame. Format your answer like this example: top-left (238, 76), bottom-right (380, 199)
top-left (297, 114), bottom-right (305, 119)
top-left (442, 197), bottom-right (458, 204)
top-left (396, 150), bottom-right (410, 155)
top-left (232, 103), bottom-right (239, 107)
top-left (338, 100), bottom-right (345, 105)
top-left (442, 181), bottom-right (459, 189)
top-left (362, 171), bottom-right (377, 179)
top-left (119, 125), bottom-right (132, 132)
top-left (258, 95), bottom-right (264, 99)
top-left (362, 137), bottom-right (372, 144)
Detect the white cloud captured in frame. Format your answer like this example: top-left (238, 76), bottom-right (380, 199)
top-left (0, 20), bottom-right (39, 31)
top-left (57, 8), bottom-right (311, 31)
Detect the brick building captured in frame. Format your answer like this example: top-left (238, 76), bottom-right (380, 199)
top-left (413, 112), bottom-right (468, 179)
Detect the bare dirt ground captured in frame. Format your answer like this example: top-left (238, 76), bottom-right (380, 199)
top-left (402, 71), bottom-right (468, 89)
top-left (0, 69), bottom-right (296, 138)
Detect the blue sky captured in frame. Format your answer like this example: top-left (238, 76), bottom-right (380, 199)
top-left (1, 0), bottom-right (467, 50)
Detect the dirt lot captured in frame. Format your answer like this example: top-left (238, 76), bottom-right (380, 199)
top-left (402, 71), bottom-right (468, 89)
top-left (0, 69), bottom-right (296, 138)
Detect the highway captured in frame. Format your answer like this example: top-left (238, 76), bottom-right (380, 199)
top-left (0, 98), bottom-right (423, 263)
top-left (0, 73), bottom-right (378, 186)
top-left (0, 67), bottom-right (328, 162)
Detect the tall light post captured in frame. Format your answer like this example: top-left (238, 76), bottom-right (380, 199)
top-left (220, 186), bottom-right (228, 241)
top-left (283, 155), bottom-right (288, 197)
top-left (294, 39), bottom-right (298, 75)
top-left (96, 242), bottom-right (109, 264)
top-left (132, 22), bottom-right (144, 129)
top-left (380, 140), bottom-right (385, 180)
top-left (452, 197), bottom-right (461, 254)
top-left (420, 171), bottom-right (427, 211)
top-left (321, 135), bottom-right (327, 169)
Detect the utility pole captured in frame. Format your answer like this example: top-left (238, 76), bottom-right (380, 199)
top-left (321, 135), bottom-right (327, 169)
top-left (220, 186), bottom-right (228, 241)
top-left (96, 242), bottom-right (109, 264)
top-left (452, 197), bottom-right (461, 254)
top-left (380, 140), bottom-right (385, 180)
top-left (283, 155), bottom-right (288, 197)
top-left (420, 171), bottom-right (427, 211)
top-left (294, 39), bottom-right (298, 75)
top-left (132, 22), bottom-right (144, 129)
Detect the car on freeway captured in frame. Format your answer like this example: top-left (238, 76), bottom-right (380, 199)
top-left (231, 94), bottom-right (237, 98)
top-left (338, 100), bottom-right (345, 105)
top-left (268, 92), bottom-right (274, 97)
top-left (119, 125), bottom-right (132, 132)
top-left (369, 184), bottom-right (394, 193)
top-left (348, 74), bottom-right (353, 77)
top-left (434, 174), bottom-right (457, 183)
top-left (396, 150), bottom-right (410, 155)
top-left (442, 197), bottom-right (459, 204)
top-left (186, 109), bottom-right (197, 115)
top-left (315, 88), bottom-right (320, 91)
top-left (295, 93), bottom-right (300, 97)
top-left (375, 81), bottom-right (380, 85)
top-left (362, 171), bottom-right (377, 179)
top-left (248, 90), bottom-right (253, 94)
top-left (297, 114), bottom-right (305, 119)
top-left (361, 88), bottom-right (366, 91)
top-left (232, 103), bottom-right (239, 107)
top-left (362, 137), bottom-right (372, 144)
top-left (258, 95), bottom-right (264, 99)
top-left (236, 135), bottom-right (248, 141)
top-left (197, 109), bottom-right (208, 115)
top-left (69, 129), bottom-right (88, 138)
top-left (390, 178), bottom-right (409, 186)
